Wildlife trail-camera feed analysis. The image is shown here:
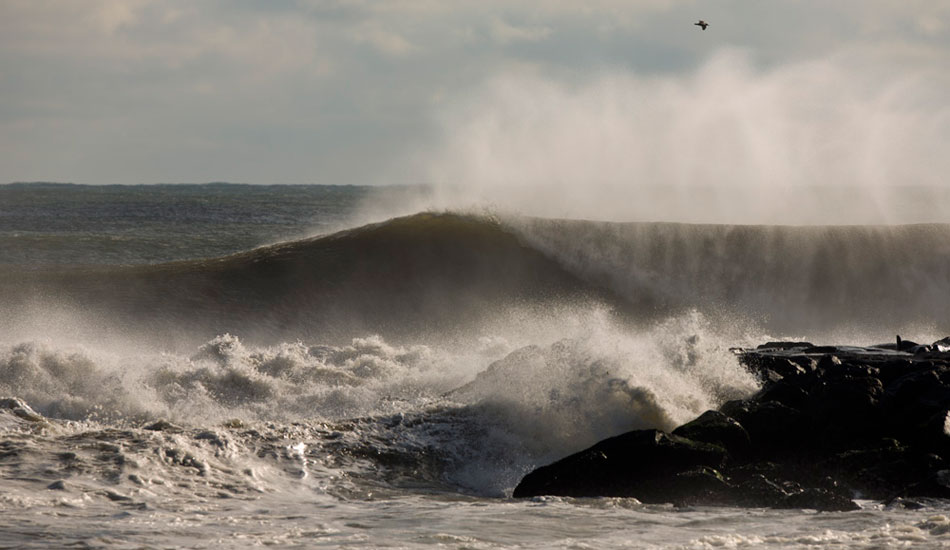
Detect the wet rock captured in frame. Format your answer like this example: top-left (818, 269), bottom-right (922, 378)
top-left (720, 400), bottom-right (810, 455)
top-left (666, 467), bottom-right (732, 505)
top-left (881, 369), bottom-right (950, 440)
top-left (672, 410), bottom-right (751, 458)
top-left (512, 430), bottom-right (726, 500)
top-left (803, 375), bottom-right (884, 445)
top-left (825, 439), bottom-right (914, 497)
top-left (756, 379), bottom-right (811, 409)
top-left (731, 474), bottom-right (787, 508)
top-left (514, 338), bottom-right (950, 510)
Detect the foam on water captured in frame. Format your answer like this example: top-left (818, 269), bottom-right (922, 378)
top-left (5, 387), bottom-right (950, 550)
top-left (0, 307), bottom-right (760, 498)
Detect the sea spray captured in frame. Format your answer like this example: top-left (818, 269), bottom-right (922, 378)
top-left (416, 50), bottom-right (950, 225)
top-left (507, 216), bottom-right (950, 339)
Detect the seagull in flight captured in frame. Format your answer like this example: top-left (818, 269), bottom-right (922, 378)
top-left (695, 20), bottom-right (709, 30)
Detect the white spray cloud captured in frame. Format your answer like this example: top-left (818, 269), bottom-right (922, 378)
top-left (416, 49), bottom-right (950, 224)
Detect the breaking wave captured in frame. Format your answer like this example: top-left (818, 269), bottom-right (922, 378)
top-left (3, 211), bottom-right (948, 345)
top-left (0, 309), bottom-right (758, 496)
top-left (2, 210), bottom-right (947, 497)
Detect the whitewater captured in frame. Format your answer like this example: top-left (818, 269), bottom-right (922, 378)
top-left (2, 183), bottom-right (950, 549)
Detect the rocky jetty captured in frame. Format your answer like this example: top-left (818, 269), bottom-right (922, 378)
top-left (513, 337), bottom-right (950, 511)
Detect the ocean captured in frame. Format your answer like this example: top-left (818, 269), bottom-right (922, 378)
top-left (1, 182), bottom-right (949, 549)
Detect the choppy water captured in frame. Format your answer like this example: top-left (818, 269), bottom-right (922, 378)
top-left (2, 183), bottom-right (950, 549)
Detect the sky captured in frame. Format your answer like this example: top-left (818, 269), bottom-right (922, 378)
top-left (1, 1), bottom-right (948, 192)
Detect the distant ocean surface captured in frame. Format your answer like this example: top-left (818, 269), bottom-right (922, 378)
top-left (2, 182), bottom-right (950, 549)
top-left (0, 183), bottom-right (404, 266)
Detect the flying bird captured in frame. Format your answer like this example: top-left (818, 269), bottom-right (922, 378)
top-left (695, 20), bottom-right (709, 30)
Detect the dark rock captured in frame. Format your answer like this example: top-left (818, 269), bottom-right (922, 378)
top-left (829, 439), bottom-right (946, 499)
top-left (741, 355), bottom-right (813, 384)
top-left (672, 410), bottom-right (752, 458)
top-left (882, 368), bottom-right (950, 431)
top-left (721, 400), bottom-right (811, 455)
top-left (914, 410), bottom-right (950, 457)
top-left (731, 474), bottom-right (788, 508)
top-left (817, 355), bottom-right (842, 371)
top-left (514, 337), bottom-right (950, 510)
top-left (718, 399), bottom-right (748, 419)
top-left (757, 358), bottom-right (809, 384)
top-left (666, 467), bottom-right (733, 505)
top-left (512, 430), bottom-right (726, 500)
top-left (804, 375), bottom-right (884, 446)
top-left (727, 461), bottom-right (783, 484)
top-left (792, 356), bottom-right (819, 373)
top-left (875, 358), bottom-right (917, 386)
top-left (821, 363), bottom-right (880, 380)
top-left (757, 379), bottom-right (811, 409)
top-left (770, 359), bottom-right (809, 379)
top-left (903, 470), bottom-right (950, 500)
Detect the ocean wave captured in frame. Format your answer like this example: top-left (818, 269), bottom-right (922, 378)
top-left (511, 216), bottom-right (950, 338)
top-left (0, 306), bottom-right (760, 497)
top-left (4, 211), bottom-right (948, 345)
top-left (0, 212), bottom-right (610, 345)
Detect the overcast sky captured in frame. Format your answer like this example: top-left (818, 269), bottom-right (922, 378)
top-left (1, 1), bottom-right (948, 188)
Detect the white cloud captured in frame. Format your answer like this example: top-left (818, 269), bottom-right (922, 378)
top-left (490, 19), bottom-right (552, 45)
top-left (350, 22), bottom-right (417, 56)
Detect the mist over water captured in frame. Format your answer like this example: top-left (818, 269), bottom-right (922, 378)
top-left (403, 49), bottom-right (950, 225)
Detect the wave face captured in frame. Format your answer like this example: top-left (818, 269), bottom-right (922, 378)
top-left (1, 213), bottom-right (609, 345)
top-left (8, 211), bottom-right (948, 344)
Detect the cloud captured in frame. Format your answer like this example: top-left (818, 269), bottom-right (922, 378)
top-left (350, 22), bottom-right (417, 56)
top-left (490, 19), bottom-right (552, 45)
top-left (1, 1), bottom-right (948, 188)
